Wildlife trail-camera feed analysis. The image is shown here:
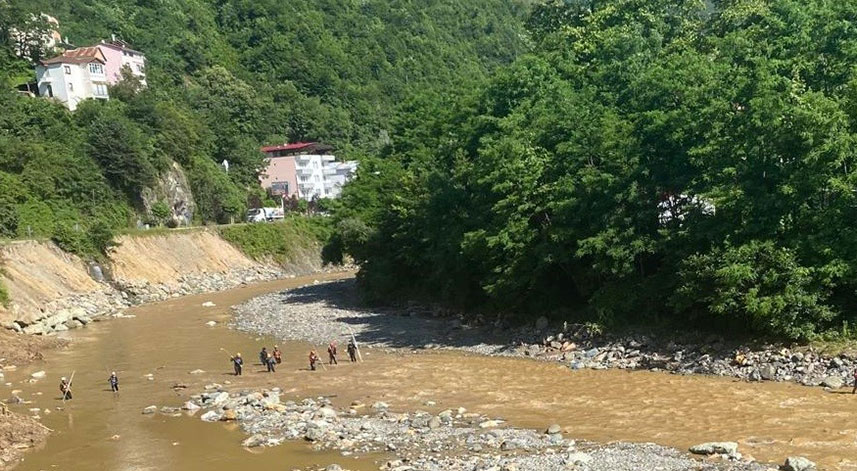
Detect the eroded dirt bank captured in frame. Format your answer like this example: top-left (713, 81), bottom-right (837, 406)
top-left (0, 227), bottom-right (324, 334)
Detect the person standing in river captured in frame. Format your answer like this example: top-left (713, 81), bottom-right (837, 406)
top-left (273, 345), bottom-right (282, 364)
top-left (266, 353), bottom-right (276, 373)
top-left (327, 341), bottom-right (338, 365)
top-left (347, 340), bottom-right (358, 362)
top-left (108, 372), bottom-right (119, 393)
top-left (59, 377), bottom-right (72, 400)
top-left (309, 350), bottom-right (320, 371)
top-left (259, 347), bottom-right (268, 366)
top-left (231, 353), bottom-right (243, 376)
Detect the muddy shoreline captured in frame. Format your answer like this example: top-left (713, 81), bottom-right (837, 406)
top-left (234, 279), bottom-right (857, 391)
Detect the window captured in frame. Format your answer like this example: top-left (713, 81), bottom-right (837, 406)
top-left (89, 63), bottom-right (103, 75)
top-left (63, 65), bottom-right (71, 74)
top-left (68, 83), bottom-right (74, 92)
top-left (45, 84), bottom-right (53, 98)
top-left (94, 84), bottom-right (108, 97)
top-left (135, 64), bottom-right (145, 73)
top-left (315, 175), bottom-right (321, 182)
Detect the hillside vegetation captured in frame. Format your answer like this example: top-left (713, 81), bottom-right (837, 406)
top-left (0, 0), bottom-right (529, 254)
top-left (329, 0), bottom-right (857, 341)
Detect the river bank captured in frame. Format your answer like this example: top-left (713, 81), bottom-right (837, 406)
top-left (184, 386), bottom-right (769, 471)
top-left (234, 279), bottom-right (857, 391)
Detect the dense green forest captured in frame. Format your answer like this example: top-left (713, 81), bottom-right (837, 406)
top-left (0, 0), bottom-right (529, 254)
top-left (329, 0), bottom-right (857, 340)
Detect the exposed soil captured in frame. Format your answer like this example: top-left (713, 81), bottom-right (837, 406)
top-left (0, 328), bottom-right (65, 370)
top-left (0, 404), bottom-right (50, 469)
top-left (0, 329), bottom-right (64, 470)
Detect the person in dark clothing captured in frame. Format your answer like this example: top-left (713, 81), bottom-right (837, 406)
top-left (259, 347), bottom-right (268, 366)
top-left (309, 350), bottom-right (320, 371)
top-left (273, 345), bottom-right (282, 364)
top-left (108, 372), bottom-right (119, 393)
top-left (347, 340), bottom-right (358, 362)
top-left (266, 353), bottom-right (276, 373)
top-left (60, 377), bottom-right (72, 400)
top-left (231, 353), bottom-right (243, 376)
top-left (327, 341), bottom-right (338, 365)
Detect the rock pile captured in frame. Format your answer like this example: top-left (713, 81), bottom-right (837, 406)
top-left (182, 387), bottom-right (767, 471)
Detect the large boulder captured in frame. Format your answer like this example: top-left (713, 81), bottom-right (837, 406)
top-left (783, 456), bottom-right (816, 471)
top-left (821, 375), bottom-right (844, 389)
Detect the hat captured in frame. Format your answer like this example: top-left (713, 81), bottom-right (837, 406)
top-left (111, 372), bottom-right (116, 375)
top-left (61, 377), bottom-right (67, 381)
top-left (236, 353), bottom-right (241, 357)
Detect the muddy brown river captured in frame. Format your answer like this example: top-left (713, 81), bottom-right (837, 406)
top-left (4, 272), bottom-right (857, 470)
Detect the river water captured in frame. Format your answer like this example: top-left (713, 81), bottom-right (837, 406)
top-left (4, 273), bottom-right (856, 470)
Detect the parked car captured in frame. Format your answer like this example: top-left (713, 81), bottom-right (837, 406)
top-left (246, 207), bottom-right (285, 223)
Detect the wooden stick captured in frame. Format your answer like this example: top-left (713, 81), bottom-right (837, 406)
top-left (63, 370), bottom-right (75, 403)
top-left (348, 327), bottom-right (363, 363)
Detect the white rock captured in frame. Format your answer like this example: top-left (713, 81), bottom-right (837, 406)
top-left (30, 371), bottom-right (46, 379)
top-left (202, 302), bottom-right (216, 307)
top-left (200, 411), bottom-right (221, 422)
top-left (205, 321), bottom-right (217, 327)
top-left (784, 456), bottom-right (816, 471)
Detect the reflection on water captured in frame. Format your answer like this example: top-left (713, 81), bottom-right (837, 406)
top-left (5, 273), bottom-right (857, 470)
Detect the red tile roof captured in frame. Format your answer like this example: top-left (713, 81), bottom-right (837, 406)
top-left (41, 47), bottom-right (106, 65)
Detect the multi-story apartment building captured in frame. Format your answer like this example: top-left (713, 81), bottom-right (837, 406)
top-left (35, 46), bottom-right (109, 111)
top-left (260, 142), bottom-right (358, 200)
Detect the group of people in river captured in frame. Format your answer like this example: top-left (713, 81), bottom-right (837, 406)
top-left (58, 371), bottom-right (119, 400)
top-left (56, 339), bottom-right (361, 400)
top-left (228, 339), bottom-right (359, 376)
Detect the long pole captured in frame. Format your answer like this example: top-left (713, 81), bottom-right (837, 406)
top-left (348, 327), bottom-right (363, 363)
top-left (63, 370), bottom-right (75, 403)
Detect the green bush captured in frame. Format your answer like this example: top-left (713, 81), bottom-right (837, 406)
top-left (15, 200), bottom-right (54, 238)
top-left (219, 217), bottom-right (331, 265)
top-left (0, 278), bottom-right (9, 308)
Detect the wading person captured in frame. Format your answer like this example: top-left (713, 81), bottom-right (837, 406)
top-left (266, 353), bottom-right (276, 373)
top-left (327, 341), bottom-right (338, 365)
top-left (259, 347), bottom-right (268, 366)
top-left (59, 377), bottom-right (72, 400)
top-left (347, 340), bottom-right (357, 363)
top-left (108, 372), bottom-right (119, 393)
top-left (309, 350), bottom-right (320, 371)
top-left (273, 345), bottom-right (282, 364)
top-left (231, 353), bottom-right (243, 376)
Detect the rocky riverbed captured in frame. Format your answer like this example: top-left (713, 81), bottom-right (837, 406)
top-left (234, 279), bottom-right (857, 392)
top-left (3, 266), bottom-right (319, 336)
top-left (180, 386), bottom-right (773, 471)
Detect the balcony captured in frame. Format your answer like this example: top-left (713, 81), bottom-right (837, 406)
top-left (296, 167), bottom-right (313, 176)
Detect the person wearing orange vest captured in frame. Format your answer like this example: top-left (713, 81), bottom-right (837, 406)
top-left (309, 350), bottom-right (320, 371)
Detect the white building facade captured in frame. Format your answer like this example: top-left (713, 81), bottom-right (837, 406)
top-left (35, 46), bottom-right (109, 111)
top-left (260, 142), bottom-right (358, 200)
